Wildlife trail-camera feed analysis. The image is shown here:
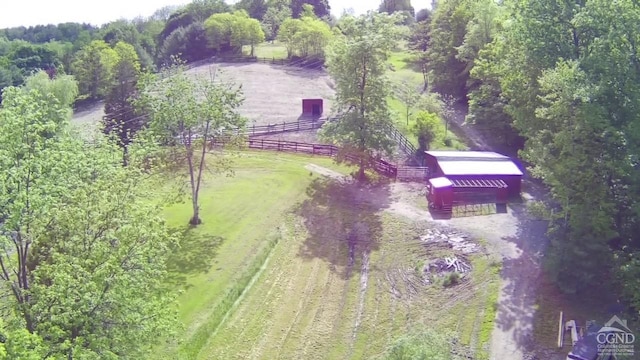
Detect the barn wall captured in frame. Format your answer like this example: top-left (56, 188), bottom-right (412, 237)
top-left (302, 99), bottom-right (323, 115)
top-left (424, 154), bottom-right (441, 176)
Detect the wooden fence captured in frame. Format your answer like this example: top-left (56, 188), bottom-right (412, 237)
top-left (214, 138), bottom-right (397, 177)
top-left (385, 123), bottom-right (417, 158)
top-left (243, 117), bottom-right (339, 136)
top-left (396, 166), bottom-right (429, 181)
top-left (213, 56), bottom-right (325, 70)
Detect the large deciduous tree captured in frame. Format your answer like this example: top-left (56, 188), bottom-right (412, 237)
top-left (138, 65), bottom-right (246, 225)
top-left (261, 0), bottom-right (292, 41)
top-left (71, 40), bottom-right (119, 99)
top-left (320, 12), bottom-right (403, 181)
top-left (277, 16), bottom-right (332, 59)
top-left (0, 85), bottom-right (176, 358)
top-left (103, 41), bottom-right (144, 165)
top-left (235, 0), bottom-right (269, 20)
top-left (425, 0), bottom-right (473, 100)
top-left (204, 11), bottom-right (265, 55)
top-left (290, 0), bottom-right (330, 19)
top-left (464, 0), bottom-right (640, 305)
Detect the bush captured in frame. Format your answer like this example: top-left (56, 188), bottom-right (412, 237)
top-left (384, 329), bottom-right (463, 360)
top-left (442, 272), bottom-right (460, 287)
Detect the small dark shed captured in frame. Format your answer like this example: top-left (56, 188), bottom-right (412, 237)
top-left (302, 99), bottom-right (323, 116)
top-left (424, 151), bottom-right (524, 198)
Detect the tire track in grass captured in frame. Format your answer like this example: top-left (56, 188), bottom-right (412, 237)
top-left (246, 262), bottom-right (291, 359)
top-left (296, 240), bottom-right (344, 358)
top-left (196, 226), bottom-right (296, 360)
top-left (234, 244), bottom-right (294, 359)
top-left (205, 240), bottom-right (304, 359)
top-left (325, 233), bottom-right (363, 359)
top-left (348, 251), bottom-right (370, 357)
top-left (274, 255), bottom-right (322, 357)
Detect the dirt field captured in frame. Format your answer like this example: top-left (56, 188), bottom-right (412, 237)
top-left (71, 63), bottom-right (336, 131)
top-left (186, 63), bottom-right (335, 126)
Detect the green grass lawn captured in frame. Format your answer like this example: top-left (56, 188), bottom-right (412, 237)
top-left (153, 151), bottom-right (350, 359)
top-left (243, 42), bottom-right (288, 59)
top-left (151, 149), bottom-right (498, 359)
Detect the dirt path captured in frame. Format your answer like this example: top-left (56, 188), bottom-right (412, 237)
top-left (445, 105), bottom-right (554, 360)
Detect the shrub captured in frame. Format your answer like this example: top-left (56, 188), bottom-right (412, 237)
top-left (442, 272), bottom-right (460, 287)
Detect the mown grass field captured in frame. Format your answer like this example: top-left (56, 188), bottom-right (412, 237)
top-left (243, 42), bottom-right (288, 59)
top-left (152, 150), bottom-right (499, 359)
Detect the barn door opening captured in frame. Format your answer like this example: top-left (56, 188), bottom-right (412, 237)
top-left (312, 104), bottom-right (321, 116)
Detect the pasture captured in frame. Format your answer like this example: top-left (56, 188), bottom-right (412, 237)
top-left (153, 151), bottom-right (500, 359)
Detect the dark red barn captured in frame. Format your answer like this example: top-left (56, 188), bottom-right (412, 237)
top-left (302, 99), bottom-right (323, 116)
top-left (424, 151), bottom-right (523, 205)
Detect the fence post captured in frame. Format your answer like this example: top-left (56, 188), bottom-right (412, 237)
top-left (297, 121), bottom-right (300, 131)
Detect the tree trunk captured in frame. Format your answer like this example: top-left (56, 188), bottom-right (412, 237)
top-left (185, 130), bottom-right (201, 226)
top-left (358, 157), bottom-right (366, 181)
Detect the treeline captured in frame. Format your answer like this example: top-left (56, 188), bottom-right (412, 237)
top-left (413, 0), bottom-right (640, 312)
top-left (0, 0), bottom-right (339, 103)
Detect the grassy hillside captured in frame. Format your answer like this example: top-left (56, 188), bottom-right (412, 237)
top-left (152, 150), bottom-right (498, 359)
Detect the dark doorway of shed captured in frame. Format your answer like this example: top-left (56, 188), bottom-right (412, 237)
top-left (312, 104), bottom-right (321, 116)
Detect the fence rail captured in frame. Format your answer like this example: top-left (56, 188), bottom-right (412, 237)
top-left (213, 55), bottom-right (325, 69)
top-left (396, 166), bottom-right (429, 181)
top-left (244, 117), bottom-right (339, 136)
top-left (213, 138), bottom-right (397, 177)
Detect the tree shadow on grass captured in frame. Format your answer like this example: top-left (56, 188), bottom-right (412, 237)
top-left (164, 225), bottom-right (224, 289)
top-left (294, 178), bottom-right (391, 280)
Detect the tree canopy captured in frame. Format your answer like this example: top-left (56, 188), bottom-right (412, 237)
top-left (320, 12), bottom-right (404, 180)
top-left (277, 16), bottom-right (332, 59)
top-left (0, 81), bottom-right (176, 358)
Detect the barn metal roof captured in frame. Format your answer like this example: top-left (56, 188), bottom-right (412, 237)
top-left (438, 160), bottom-right (524, 176)
top-left (425, 151), bottom-right (510, 161)
top-left (428, 177), bottom-right (453, 188)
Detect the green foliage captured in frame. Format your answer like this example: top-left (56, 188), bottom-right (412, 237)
top-left (290, 0), bottom-right (330, 19)
top-left (204, 11), bottom-right (265, 55)
top-left (0, 319), bottom-right (46, 360)
top-left (442, 272), bottom-right (461, 287)
top-left (384, 329), bottom-right (463, 360)
top-left (71, 40), bottom-right (119, 99)
top-left (21, 70), bottom-right (78, 124)
top-left (235, 0), bottom-right (269, 20)
top-left (425, 0), bottom-right (473, 99)
top-left (0, 86), bottom-right (176, 358)
top-left (461, 0), bottom-right (640, 307)
top-left (103, 42), bottom-right (143, 163)
top-left (276, 16), bottom-right (332, 59)
top-left (23, 70), bottom-right (78, 109)
top-left (137, 64), bottom-right (246, 225)
top-left (320, 12), bottom-right (403, 180)
top-left (379, 0), bottom-right (415, 24)
top-left (411, 111), bottom-right (443, 151)
top-left (454, 0), bottom-right (501, 81)
top-left (261, 2), bottom-right (292, 40)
